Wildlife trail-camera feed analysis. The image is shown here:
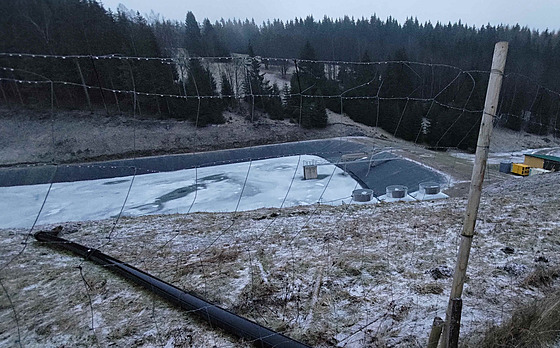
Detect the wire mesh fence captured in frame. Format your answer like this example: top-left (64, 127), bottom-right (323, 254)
top-left (1, 53), bottom-right (560, 347)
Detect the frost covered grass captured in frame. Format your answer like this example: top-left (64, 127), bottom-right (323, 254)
top-left (472, 287), bottom-right (560, 348)
top-left (1, 173), bottom-right (559, 347)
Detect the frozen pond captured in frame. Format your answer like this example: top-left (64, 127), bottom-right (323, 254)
top-left (0, 155), bottom-right (361, 228)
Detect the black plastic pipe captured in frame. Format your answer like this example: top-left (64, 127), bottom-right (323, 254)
top-left (34, 231), bottom-right (310, 348)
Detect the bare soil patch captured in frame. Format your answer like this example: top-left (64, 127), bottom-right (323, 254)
top-left (0, 106), bottom-right (387, 166)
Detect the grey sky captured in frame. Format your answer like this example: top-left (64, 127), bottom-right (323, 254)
top-left (100, 0), bottom-right (559, 31)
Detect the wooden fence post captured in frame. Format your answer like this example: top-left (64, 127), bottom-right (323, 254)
top-left (427, 316), bottom-right (444, 348)
top-left (89, 55), bottom-right (109, 114)
top-left (75, 59), bottom-right (92, 111)
top-left (448, 298), bottom-right (462, 348)
top-left (441, 41), bottom-right (508, 347)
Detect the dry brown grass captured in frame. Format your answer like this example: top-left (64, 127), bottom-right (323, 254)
top-left (468, 287), bottom-right (560, 348)
top-left (2, 173), bottom-right (560, 347)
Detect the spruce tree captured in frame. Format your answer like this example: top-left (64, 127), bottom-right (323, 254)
top-left (185, 59), bottom-right (224, 126)
top-left (201, 19), bottom-right (228, 56)
top-left (221, 73), bottom-right (235, 109)
top-left (293, 41), bottom-right (328, 128)
top-left (184, 11), bottom-right (202, 56)
top-left (244, 43), bottom-right (284, 119)
top-left (267, 83), bottom-right (285, 119)
top-left (380, 48), bottom-right (422, 139)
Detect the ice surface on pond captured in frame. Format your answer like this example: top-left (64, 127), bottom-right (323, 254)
top-left (0, 155), bottom-right (362, 228)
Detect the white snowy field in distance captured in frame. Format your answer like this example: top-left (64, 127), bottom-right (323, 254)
top-left (450, 147), bottom-right (560, 165)
top-left (0, 155), bottom-right (363, 229)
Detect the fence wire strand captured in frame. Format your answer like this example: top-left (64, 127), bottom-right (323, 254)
top-left (1, 52), bottom-right (560, 347)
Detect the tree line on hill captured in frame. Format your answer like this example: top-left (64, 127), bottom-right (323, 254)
top-left (0, 0), bottom-right (559, 150)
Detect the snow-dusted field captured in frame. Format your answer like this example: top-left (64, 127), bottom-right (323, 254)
top-left (0, 155), bottom-right (361, 229)
top-left (1, 172), bottom-right (559, 347)
top-left (451, 146), bottom-right (560, 165)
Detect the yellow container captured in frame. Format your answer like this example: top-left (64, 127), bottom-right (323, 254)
top-left (511, 163), bottom-right (530, 176)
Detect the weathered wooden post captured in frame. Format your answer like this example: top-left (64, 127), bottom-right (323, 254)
top-left (441, 41), bottom-right (508, 347)
top-left (448, 298), bottom-right (462, 348)
top-left (427, 317), bottom-right (444, 348)
top-left (89, 55), bottom-right (109, 114)
top-left (75, 59), bottom-right (92, 111)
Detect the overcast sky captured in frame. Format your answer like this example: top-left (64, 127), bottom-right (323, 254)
top-left (100, 0), bottom-right (559, 31)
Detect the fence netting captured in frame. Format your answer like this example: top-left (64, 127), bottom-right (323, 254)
top-left (1, 53), bottom-right (559, 347)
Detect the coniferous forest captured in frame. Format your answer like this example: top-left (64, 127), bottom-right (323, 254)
top-left (1, 0), bottom-right (559, 150)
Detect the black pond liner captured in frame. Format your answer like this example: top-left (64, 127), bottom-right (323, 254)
top-left (0, 138), bottom-right (446, 196)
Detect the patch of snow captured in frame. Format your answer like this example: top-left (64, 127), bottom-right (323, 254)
top-left (0, 155), bottom-right (360, 229)
top-left (450, 146), bottom-right (560, 165)
top-left (410, 192), bottom-right (449, 201)
top-left (377, 194), bottom-right (416, 202)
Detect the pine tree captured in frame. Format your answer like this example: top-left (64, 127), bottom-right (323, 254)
top-left (309, 89), bottom-right (328, 128)
top-left (243, 43), bottom-right (283, 119)
top-left (221, 73), bottom-right (235, 109)
top-left (379, 49), bottom-right (422, 139)
top-left (292, 42), bottom-right (328, 128)
top-left (298, 41), bottom-right (324, 81)
top-left (184, 11), bottom-right (202, 56)
top-left (201, 19), bottom-right (228, 56)
top-left (340, 51), bottom-right (377, 124)
top-left (185, 59), bottom-right (224, 126)
top-left (267, 83), bottom-right (285, 119)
